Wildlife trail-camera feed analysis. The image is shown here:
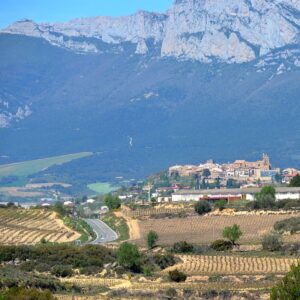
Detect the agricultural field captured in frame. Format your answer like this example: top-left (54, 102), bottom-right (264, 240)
top-left (0, 208), bottom-right (80, 244)
top-left (132, 213), bottom-right (300, 246)
top-left (124, 204), bottom-right (195, 219)
top-left (87, 182), bottom-right (119, 194)
top-left (0, 182), bottom-right (72, 198)
top-left (57, 273), bottom-right (274, 299)
top-left (0, 152), bottom-right (92, 179)
top-left (163, 254), bottom-right (299, 275)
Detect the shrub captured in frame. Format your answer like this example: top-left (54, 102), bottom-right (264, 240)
top-left (246, 200), bottom-right (261, 210)
top-left (274, 217), bottom-right (300, 234)
top-left (154, 253), bottom-right (176, 270)
top-left (142, 264), bottom-right (155, 276)
top-left (210, 239), bottom-right (233, 251)
top-left (215, 200), bottom-right (227, 211)
top-left (202, 289), bottom-right (218, 299)
top-left (289, 174), bottom-right (300, 187)
top-left (50, 265), bottom-right (73, 278)
top-left (195, 201), bottom-right (211, 215)
top-left (262, 234), bottom-right (283, 252)
top-left (0, 244), bottom-right (115, 270)
top-left (0, 267), bottom-right (63, 292)
top-left (20, 261), bottom-right (36, 272)
top-left (168, 269), bottom-right (187, 282)
top-left (271, 263), bottom-right (300, 299)
top-left (172, 241), bottom-right (194, 253)
top-left (80, 266), bottom-right (102, 275)
top-left (117, 242), bottom-right (141, 272)
top-left (147, 231), bottom-right (158, 249)
top-left (0, 287), bottom-right (56, 300)
top-left (166, 288), bottom-right (177, 298)
top-left (35, 263), bottom-right (51, 273)
top-left (276, 199), bottom-right (300, 210)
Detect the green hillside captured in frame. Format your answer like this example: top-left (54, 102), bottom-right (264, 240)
top-left (0, 152), bottom-right (92, 179)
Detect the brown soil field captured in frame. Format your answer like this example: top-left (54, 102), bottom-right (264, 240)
top-left (132, 213), bottom-right (300, 246)
top-left (0, 208), bottom-right (80, 245)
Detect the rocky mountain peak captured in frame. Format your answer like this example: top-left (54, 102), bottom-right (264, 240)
top-left (1, 0), bottom-right (300, 63)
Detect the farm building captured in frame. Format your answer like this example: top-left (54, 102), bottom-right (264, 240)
top-left (172, 187), bottom-right (300, 202)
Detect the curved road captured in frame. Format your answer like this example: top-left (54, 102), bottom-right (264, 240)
top-left (85, 219), bottom-right (118, 244)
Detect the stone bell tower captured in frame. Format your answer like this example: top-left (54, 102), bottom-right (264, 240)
top-left (262, 153), bottom-right (271, 170)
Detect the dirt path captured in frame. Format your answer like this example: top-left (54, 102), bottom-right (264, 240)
top-left (115, 210), bottom-right (141, 241)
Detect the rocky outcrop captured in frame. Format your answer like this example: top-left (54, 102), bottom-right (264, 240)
top-left (1, 0), bottom-right (300, 63)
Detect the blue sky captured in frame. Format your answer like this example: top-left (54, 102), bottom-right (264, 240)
top-left (0, 0), bottom-right (173, 28)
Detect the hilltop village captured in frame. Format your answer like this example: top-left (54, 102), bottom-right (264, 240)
top-left (123, 154), bottom-right (300, 205)
top-left (168, 154), bottom-right (293, 186)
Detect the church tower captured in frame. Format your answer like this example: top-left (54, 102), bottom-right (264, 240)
top-left (262, 153), bottom-right (271, 170)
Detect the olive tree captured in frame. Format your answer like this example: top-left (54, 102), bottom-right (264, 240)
top-left (223, 224), bottom-right (243, 245)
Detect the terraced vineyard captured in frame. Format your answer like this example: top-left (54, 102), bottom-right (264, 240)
top-left (164, 255), bottom-right (299, 275)
top-left (0, 208), bottom-right (80, 245)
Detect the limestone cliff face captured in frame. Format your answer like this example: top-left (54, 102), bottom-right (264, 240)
top-left (162, 0), bottom-right (299, 62)
top-left (1, 0), bottom-right (300, 63)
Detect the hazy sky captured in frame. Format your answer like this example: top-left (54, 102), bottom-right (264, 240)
top-left (0, 0), bottom-right (173, 28)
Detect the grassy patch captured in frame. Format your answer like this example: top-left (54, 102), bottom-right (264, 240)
top-left (63, 217), bottom-right (96, 243)
top-left (0, 152), bottom-right (92, 179)
top-left (101, 213), bottom-right (129, 241)
top-left (87, 182), bottom-right (119, 194)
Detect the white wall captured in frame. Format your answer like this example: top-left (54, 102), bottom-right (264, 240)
top-left (276, 192), bottom-right (300, 200)
top-left (172, 194), bottom-right (199, 202)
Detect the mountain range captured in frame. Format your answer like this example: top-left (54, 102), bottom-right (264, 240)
top-left (1, 0), bottom-right (300, 186)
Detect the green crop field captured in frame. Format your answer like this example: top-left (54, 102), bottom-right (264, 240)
top-left (0, 152), bottom-right (92, 179)
top-left (87, 182), bottom-right (119, 194)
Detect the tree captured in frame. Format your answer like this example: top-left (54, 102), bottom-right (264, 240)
top-left (255, 186), bottom-right (276, 201)
top-left (53, 202), bottom-right (67, 217)
top-left (290, 174), bottom-right (300, 187)
top-left (150, 197), bottom-right (157, 207)
top-left (259, 194), bottom-right (276, 209)
top-left (271, 263), bottom-right (300, 299)
top-left (104, 194), bottom-right (121, 210)
top-left (214, 177), bottom-right (221, 188)
top-left (226, 179), bottom-right (240, 189)
top-left (202, 169), bottom-right (211, 178)
top-left (274, 173), bottom-right (282, 184)
top-left (223, 224), bottom-right (243, 245)
top-left (147, 231), bottom-right (159, 249)
top-left (117, 242), bottom-right (141, 272)
top-left (252, 186), bottom-right (276, 210)
top-left (195, 201), bottom-right (211, 215)
top-left (262, 233), bottom-right (283, 252)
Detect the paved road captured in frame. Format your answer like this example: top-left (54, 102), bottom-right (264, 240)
top-left (85, 219), bottom-right (118, 244)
